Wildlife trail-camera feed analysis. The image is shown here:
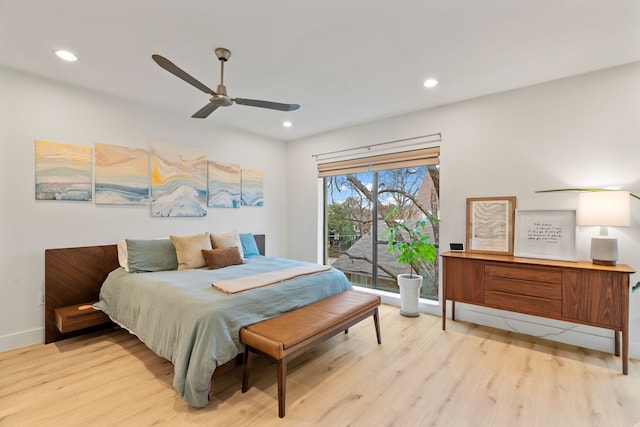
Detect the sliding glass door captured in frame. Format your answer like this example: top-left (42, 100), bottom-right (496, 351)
top-left (325, 164), bottom-right (439, 300)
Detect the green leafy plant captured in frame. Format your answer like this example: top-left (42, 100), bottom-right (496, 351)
top-left (384, 208), bottom-right (439, 278)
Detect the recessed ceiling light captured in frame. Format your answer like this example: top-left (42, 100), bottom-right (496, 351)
top-left (283, 121), bottom-right (293, 128)
top-left (423, 78), bottom-right (438, 88)
top-left (55, 50), bottom-right (78, 62)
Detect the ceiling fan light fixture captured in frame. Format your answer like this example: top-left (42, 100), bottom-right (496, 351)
top-left (55, 49), bottom-right (78, 62)
top-left (210, 94), bottom-right (233, 107)
top-left (423, 78), bottom-right (438, 88)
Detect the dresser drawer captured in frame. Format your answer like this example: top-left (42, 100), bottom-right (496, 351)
top-left (55, 302), bottom-right (110, 333)
top-left (485, 290), bottom-right (562, 317)
top-left (485, 276), bottom-right (562, 300)
top-left (485, 264), bottom-right (562, 284)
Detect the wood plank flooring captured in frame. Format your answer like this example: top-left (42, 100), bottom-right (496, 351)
top-left (1, 303), bottom-right (640, 426)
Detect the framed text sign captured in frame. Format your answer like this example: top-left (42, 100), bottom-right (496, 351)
top-left (514, 209), bottom-right (577, 261)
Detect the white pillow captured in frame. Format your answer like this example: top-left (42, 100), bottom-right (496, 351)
top-left (210, 230), bottom-right (244, 258)
top-left (117, 239), bottom-right (130, 272)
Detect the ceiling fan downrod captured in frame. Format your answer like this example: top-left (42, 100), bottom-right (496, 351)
top-left (214, 47), bottom-right (231, 105)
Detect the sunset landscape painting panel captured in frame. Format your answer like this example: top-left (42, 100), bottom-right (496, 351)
top-left (208, 161), bottom-right (240, 208)
top-left (94, 143), bottom-right (149, 205)
top-left (241, 169), bottom-right (264, 206)
top-left (150, 140), bottom-right (207, 217)
top-left (35, 140), bottom-right (92, 201)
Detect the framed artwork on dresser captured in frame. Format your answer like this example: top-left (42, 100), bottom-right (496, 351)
top-left (466, 196), bottom-right (516, 255)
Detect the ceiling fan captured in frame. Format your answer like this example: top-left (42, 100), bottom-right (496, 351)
top-left (152, 47), bottom-right (300, 118)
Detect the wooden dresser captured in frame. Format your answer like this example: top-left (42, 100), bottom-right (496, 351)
top-left (441, 251), bottom-right (635, 374)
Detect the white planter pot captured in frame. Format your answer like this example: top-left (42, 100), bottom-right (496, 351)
top-left (397, 273), bottom-right (422, 317)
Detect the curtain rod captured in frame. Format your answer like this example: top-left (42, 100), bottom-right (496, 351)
top-left (312, 133), bottom-right (442, 162)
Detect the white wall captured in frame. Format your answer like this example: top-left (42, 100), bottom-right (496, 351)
top-left (0, 66), bottom-right (289, 351)
top-left (3, 61), bottom-right (639, 358)
top-left (286, 62), bottom-right (640, 358)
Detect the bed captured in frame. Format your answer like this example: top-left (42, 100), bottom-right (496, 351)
top-left (44, 234), bottom-right (353, 408)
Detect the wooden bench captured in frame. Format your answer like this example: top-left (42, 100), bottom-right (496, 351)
top-left (240, 290), bottom-right (382, 418)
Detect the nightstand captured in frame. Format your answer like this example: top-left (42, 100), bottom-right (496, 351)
top-left (54, 302), bottom-right (110, 333)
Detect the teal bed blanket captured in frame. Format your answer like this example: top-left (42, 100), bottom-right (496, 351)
top-left (94, 256), bottom-right (352, 407)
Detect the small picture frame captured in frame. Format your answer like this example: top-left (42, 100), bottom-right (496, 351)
top-left (514, 209), bottom-right (577, 261)
top-left (466, 196), bottom-right (516, 255)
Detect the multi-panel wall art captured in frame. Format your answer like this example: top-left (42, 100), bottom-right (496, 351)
top-left (150, 140), bottom-right (207, 217)
top-left (34, 139), bottom-right (262, 216)
top-left (241, 169), bottom-right (264, 207)
top-left (208, 161), bottom-right (241, 208)
top-left (34, 140), bottom-right (92, 201)
top-left (94, 143), bottom-right (149, 205)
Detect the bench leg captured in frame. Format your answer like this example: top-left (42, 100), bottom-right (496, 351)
top-left (242, 348), bottom-right (254, 393)
top-left (277, 358), bottom-right (288, 418)
top-left (373, 308), bottom-right (381, 344)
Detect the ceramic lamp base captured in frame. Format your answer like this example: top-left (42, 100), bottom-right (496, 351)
top-left (590, 236), bottom-right (618, 266)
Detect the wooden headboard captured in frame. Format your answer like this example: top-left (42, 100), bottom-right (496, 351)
top-left (44, 234), bottom-right (266, 344)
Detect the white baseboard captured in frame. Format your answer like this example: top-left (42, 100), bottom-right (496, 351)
top-left (0, 327), bottom-right (43, 353)
top-left (354, 289), bottom-right (640, 360)
top-left (629, 340), bottom-right (640, 361)
top-left (2, 307), bottom-right (637, 364)
top-left (449, 302), bottom-right (619, 355)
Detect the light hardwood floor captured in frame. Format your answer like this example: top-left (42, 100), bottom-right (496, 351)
top-left (1, 304), bottom-right (640, 427)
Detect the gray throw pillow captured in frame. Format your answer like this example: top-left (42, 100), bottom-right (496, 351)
top-left (126, 239), bottom-right (178, 273)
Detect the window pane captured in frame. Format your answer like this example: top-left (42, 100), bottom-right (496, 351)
top-left (324, 165), bottom-right (439, 301)
top-left (378, 166), bottom-right (439, 300)
top-left (325, 172), bottom-right (373, 287)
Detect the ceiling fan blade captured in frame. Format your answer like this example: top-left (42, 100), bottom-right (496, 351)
top-left (152, 54), bottom-right (217, 95)
top-left (191, 103), bottom-right (219, 119)
top-left (234, 98), bottom-right (300, 111)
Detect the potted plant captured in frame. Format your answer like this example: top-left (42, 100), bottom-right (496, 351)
top-left (384, 208), bottom-right (439, 317)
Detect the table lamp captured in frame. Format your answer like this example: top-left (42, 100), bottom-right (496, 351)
top-left (577, 191), bottom-right (630, 265)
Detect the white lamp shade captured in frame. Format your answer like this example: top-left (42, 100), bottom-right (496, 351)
top-left (578, 191), bottom-right (630, 226)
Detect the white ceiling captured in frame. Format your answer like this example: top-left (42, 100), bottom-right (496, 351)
top-left (1, 0), bottom-right (639, 141)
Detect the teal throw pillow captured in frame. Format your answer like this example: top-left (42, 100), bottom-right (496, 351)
top-left (239, 233), bottom-right (261, 258)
